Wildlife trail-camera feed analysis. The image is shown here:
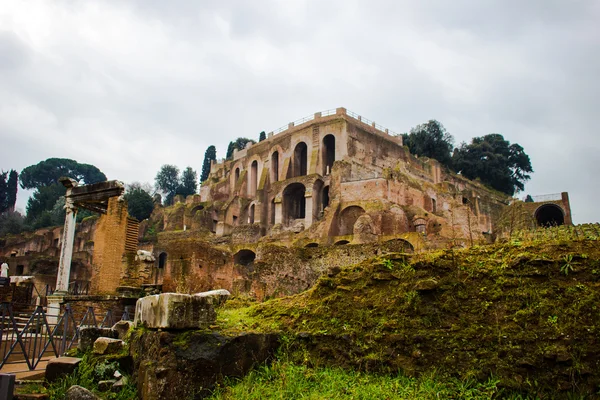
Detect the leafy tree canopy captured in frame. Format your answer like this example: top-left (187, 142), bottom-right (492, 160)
top-left (177, 167), bottom-right (198, 197)
top-left (259, 131), bottom-right (266, 142)
top-left (124, 183), bottom-right (154, 221)
top-left (155, 165), bottom-right (198, 205)
top-left (226, 137), bottom-right (256, 160)
top-left (452, 134), bottom-right (533, 196)
top-left (200, 145), bottom-right (217, 183)
top-left (20, 158), bottom-right (106, 189)
top-left (402, 120), bottom-right (454, 168)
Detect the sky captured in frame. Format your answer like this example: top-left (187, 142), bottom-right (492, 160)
top-left (0, 0), bottom-right (599, 223)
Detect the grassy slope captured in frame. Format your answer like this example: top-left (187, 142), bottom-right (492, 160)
top-left (216, 238), bottom-right (600, 396)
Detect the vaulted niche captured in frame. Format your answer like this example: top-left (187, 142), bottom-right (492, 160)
top-left (337, 206), bottom-right (365, 236)
top-left (323, 186), bottom-right (330, 210)
top-left (158, 252), bottom-right (167, 269)
top-left (249, 204), bottom-right (255, 224)
top-left (250, 160), bottom-right (258, 196)
top-left (235, 167), bottom-right (240, 183)
top-left (535, 204), bottom-right (565, 227)
top-left (283, 183), bottom-right (306, 224)
top-left (272, 151), bottom-right (279, 182)
top-left (234, 249), bottom-right (256, 266)
top-left (292, 142), bottom-right (308, 177)
top-left (322, 134), bottom-right (335, 175)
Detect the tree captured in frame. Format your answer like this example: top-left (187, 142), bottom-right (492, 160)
top-left (0, 170), bottom-right (18, 214)
top-left (226, 137), bottom-right (256, 160)
top-left (155, 165), bottom-right (180, 206)
top-left (452, 134), bottom-right (533, 196)
top-left (124, 184), bottom-right (154, 221)
top-left (259, 131), bottom-right (266, 142)
top-left (0, 211), bottom-right (26, 237)
top-left (20, 158), bottom-right (106, 189)
top-left (178, 167), bottom-right (198, 197)
top-left (403, 120), bottom-right (454, 168)
top-left (19, 158), bottom-right (107, 228)
top-left (200, 146), bottom-right (217, 183)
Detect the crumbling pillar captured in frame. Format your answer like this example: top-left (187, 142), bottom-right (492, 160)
top-left (56, 197), bottom-right (78, 292)
top-left (304, 194), bottom-right (313, 227)
top-left (274, 198), bottom-right (283, 225)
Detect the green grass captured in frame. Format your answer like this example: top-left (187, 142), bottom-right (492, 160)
top-left (208, 360), bottom-right (502, 400)
top-left (46, 353), bottom-right (138, 400)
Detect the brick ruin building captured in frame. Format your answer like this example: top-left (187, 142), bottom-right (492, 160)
top-left (0, 108), bottom-right (573, 302)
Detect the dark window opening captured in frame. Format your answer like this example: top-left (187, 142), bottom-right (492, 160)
top-left (235, 168), bottom-right (240, 183)
top-left (462, 197), bottom-right (469, 205)
top-left (270, 199), bottom-right (276, 225)
top-left (322, 134), bottom-right (336, 175)
top-left (432, 198), bottom-right (437, 213)
top-left (293, 142), bottom-right (308, 177)
top-left (305, 243), bottom-right (319, 248)
top-left (272, 151), bottom-right (279, 182)
top-left (249, 204), bottom-right (255, 224)
top-left (234, 249), bottom-right (256, 266)
top-left (16, 265), bottom-right (24, 275)
top-left (283, 183), bottom-right (306, 223)
top-left (233, 215), bottom-right (238, 225)
top-left (158, 252), bottom-right (167, 269)
top-left (334, 240), bottom-right (349, 246)
top-left (211, 220), bottom-right (218, 233)
top-left (535, 204), bottom-right (565, 227)
top-left (323, 186), bottom-right (330, 209)
top-left (250, 160), bottom-right (258, 196)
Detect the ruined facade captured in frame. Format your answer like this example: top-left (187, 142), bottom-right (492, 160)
top-left (0, 108), bottom-right (574, 302)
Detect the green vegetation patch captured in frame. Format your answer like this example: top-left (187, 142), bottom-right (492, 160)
top-left (216, 239), bottom-right (600, 395)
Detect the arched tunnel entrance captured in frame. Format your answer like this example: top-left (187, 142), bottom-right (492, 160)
top-left (535, 204), bottom-right (565, 227)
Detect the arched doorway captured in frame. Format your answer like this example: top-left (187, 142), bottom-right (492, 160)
top-left (235, 167), bottom-right (240, 183)
top-left (283, 183), bottom-right (306, 224)
top-left (292, 142), bottom-right (308, 177)
top-left (322, 134), bottom-right (335, 175)
top-left (158, 252), bottom-right (167, 269)
top-left (323, 186), bottom-right (330, 210)
top-left (336, 206), bottom-right (366, 236)
top-left (535, 204), bottom-right (565, 227)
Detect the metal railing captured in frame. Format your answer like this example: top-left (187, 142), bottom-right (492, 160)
top-left (531, 193), bottom-right (563, 202)
top-left (0, 303), bottom-right (131, 371)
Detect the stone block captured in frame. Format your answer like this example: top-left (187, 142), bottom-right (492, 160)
top-left (45, 357), bottom-right (82, 383)
top-left (93, 337), bottom-right (124, 355)
top-left (112, 320), bottom-right (134, 340)
top-left (64, 385), bottom-right (99, 400)
top-left (78, 327), bottom-right (117, 353)
top-left (134, 290), bottom-right (230, 330)
top-left (98, 380), bottom-right (117, 392)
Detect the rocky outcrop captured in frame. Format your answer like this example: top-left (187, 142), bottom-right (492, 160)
top-left (130, 330), bottom-right (278, 399)
top-left (64, 385), bottom-right (99, 400)
top-left (134, 290), bottom-right (230, 329)
top-left (45, 357), bottom-right (82, 383)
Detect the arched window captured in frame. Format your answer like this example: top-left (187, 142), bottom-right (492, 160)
top-left (235, 168), bottom-right (240, 183)
top-left (234, 249), bottom-right (256, 266)
top-left (249, 204), bottom-right (255, 224)
top-left (272, 151), bottom-right (279, 182)
top-left (322, 134), bottom-right (335, 175)
top-left (292, 142), bottom-right (308, 177)
top-left (283, 183), bottom-right (306, 223)
top-left (535, 204), bottom-right (565, 227)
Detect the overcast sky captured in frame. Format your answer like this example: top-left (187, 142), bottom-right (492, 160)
top-left (1, 0), bottom-right (599, 223)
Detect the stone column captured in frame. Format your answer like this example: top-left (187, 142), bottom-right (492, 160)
top-left (274, 199), bottom-right (283, 224)
top-left (55, 197), bottom-right (78, 293)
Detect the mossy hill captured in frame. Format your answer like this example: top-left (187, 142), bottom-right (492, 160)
top-left (217, 238), bottom-right (600, 396)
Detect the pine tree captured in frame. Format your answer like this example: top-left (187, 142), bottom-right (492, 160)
top-left (259, 131), bottom-right (266, 142)
top-left (200, 146), bottom-right (217, 183)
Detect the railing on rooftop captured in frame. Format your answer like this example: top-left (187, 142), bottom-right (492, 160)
top-left (531, 193), bottom-right (563, 202)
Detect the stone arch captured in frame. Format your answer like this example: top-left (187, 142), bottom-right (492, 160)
top-left (283, 182), bottom-right (306, 224)
top-left (233, 249), bottom-right (256, 266)
top-left (334, 240), bottom-right (350, 246)
top-left (413, 217), bottom-right (427, 235)
top-left (191, 204), bottom-right (204, 215)
top-left (231, 161), bottom-right (243, 189)
top-left (322, 134), bottom-right (336, 175)
top-left (383, 238), bottom-right (415, 253)
top-left (290, 142), bottom-right (308, 178)
top-left (305, 242), bottom-right (319, 248)
top-left (270, 146), bottom-right (284, 182)
top-left (336, 206), bottom-right (366, 236)
top-left (535, 204), bottom-right (565, 227)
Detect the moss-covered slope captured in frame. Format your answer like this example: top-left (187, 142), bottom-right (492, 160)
top-left (218, 239), bottom-right (600, 395)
